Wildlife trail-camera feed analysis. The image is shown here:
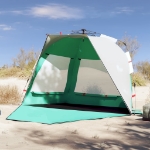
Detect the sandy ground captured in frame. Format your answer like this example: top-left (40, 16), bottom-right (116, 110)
top-left (0, 78), bottom-right (27, 92)
top-left (0, 78), bottom-right (150, 149)
top-left (0, 105), bottom-right (150, 150)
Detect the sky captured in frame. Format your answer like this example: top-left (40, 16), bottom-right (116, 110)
top-left (0, 0), bottom-right (150, 67)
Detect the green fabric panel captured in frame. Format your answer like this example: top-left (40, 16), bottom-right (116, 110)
top-left (78, 37), bottom-right (99, 60)
top-left (31, 92), bottom-right (64, 95)
top-left (23, 93), bottom-right (126, 108)
top-left (66, 94), bottom-right (126, 108)
top-left (23, 92), bottom-right (65, 105)
top-left (7, 106), bottom-right (127, 124)
top-left (41, 35), bottom-right (88, 55)
top-left (75, 93), bottom-right (118, 97)
top-left (64, 58), bottom-right (80, 93)
top-left (45, 37), bottom-right (81, 58)
top-left (43, 37), bottom-right (99, 60)
top-left (132, 109), bottom-right (142, 114)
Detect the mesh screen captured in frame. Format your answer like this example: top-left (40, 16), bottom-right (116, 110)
top-left (31, 55), bottom-right (70, 92)
top-left (75, 59), bottom-right (120, 95)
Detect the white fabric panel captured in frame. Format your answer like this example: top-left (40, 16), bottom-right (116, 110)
top-left (125, 52), bottom-right (134, 74)
top-left (75, 59), bottom-right (120, 95)
top-left (31, 55), bottom-right (70, 92)
top-left (125, 52), bottom-right (131, 61)
top-left (88, 36), bottom-right (132, 113)
top-left (100, 34), bottom-right (117, 43)
top-left (129, 62), bottom-right (134, 74)
top-left (78, 59), bottom-right (107, 73)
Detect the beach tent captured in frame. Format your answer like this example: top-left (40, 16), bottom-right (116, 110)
top-left (7, 34), bottom-right (134, 124)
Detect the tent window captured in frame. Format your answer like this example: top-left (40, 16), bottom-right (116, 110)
top-left (75, 59), bottom-right (120, 96)
top-left (31, 55), bottom-right (70, 93)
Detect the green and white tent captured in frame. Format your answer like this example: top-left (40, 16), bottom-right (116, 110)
top-left (7, 34), bottom-right (134, 124)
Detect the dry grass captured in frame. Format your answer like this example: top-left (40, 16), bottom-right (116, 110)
top-left (136, 61), bottom-right (150, 80)
top-left (0, 49), bottom-right (38, 79)
top-left (0, 85), bottom-right (22, 105)
top-left (131, 72), bottom-right (147, 86)
top-left (0, 67), bottom-right (31, 79)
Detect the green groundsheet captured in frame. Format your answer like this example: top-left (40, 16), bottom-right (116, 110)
top-left (132, 109), bottom-right (142, 114)
top-left (7, 106), bottom-right (128, 124)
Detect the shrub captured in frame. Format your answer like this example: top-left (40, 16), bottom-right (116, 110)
top-left (12, 49), bottom-right (40, 69)
top-left (136, 61), bottom-right (150, 81)
top-left (0, 49), bottom-right (39, 79)
top-left (131, 73), bottom-right (147, 86)
top-left (0, 85), bottom-right (22, 104)
top-left (0, 67), bottom-right (20, 78)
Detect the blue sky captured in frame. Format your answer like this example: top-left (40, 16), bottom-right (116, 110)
top-left (0, 0), bottom-right (150, 67)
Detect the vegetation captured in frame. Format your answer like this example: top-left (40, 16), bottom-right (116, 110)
top-left (131, 73), bottom-right (147, 86)
top-left (0, 49), bottom-right (40, 79)
top-left (117, 34), bottom-right (140, 60)
top-left (136, 61), bottom-right (150, 81)
top-left (0, 85), bottom-right (21, 104)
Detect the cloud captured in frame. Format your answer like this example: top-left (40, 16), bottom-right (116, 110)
top-left (84, 6), bottom-right (135, 19)
top-left (0, 4), bottom-right (83, 19)
top-left (90, 7), bottom-right (134, 18)
top-left (0, 24), bottom-right (13, 31)
top-left (11, 10), bottom-right (23, 15)
top-left (0, 4), bottom-right (136, 20)
top-left (111, 7), bottom-right (134, 15)
top-left (14, 21), bottom-right (22, 24)
top-left (28, 3), bottom-right (84, 19)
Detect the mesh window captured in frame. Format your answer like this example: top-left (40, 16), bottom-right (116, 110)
top-left (75, 59), bottom-right (120, 95)
top-left (31, 55), bottom-right (70, 92)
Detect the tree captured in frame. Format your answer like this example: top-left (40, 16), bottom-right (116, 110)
top-left (2, 64), bottom-right (8, 69)
top-left (117, 34), bottom-right (140, 60)
top-left (12, 49), bottom-right (40, 70)
top-left (12, 58), bottom-right (17, 67)
top-left (16, 49), bottom-right (27, 70)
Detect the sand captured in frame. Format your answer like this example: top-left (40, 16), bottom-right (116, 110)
top-left (0, 78), bottom-right (27, 92)
top-left (0, 78), bottom-right (150, 149)
top-left (0, 105), bottom-right (150, 150)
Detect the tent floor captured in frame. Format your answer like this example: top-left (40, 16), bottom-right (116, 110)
top-left (7, 104), bottom-right (130, 124)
